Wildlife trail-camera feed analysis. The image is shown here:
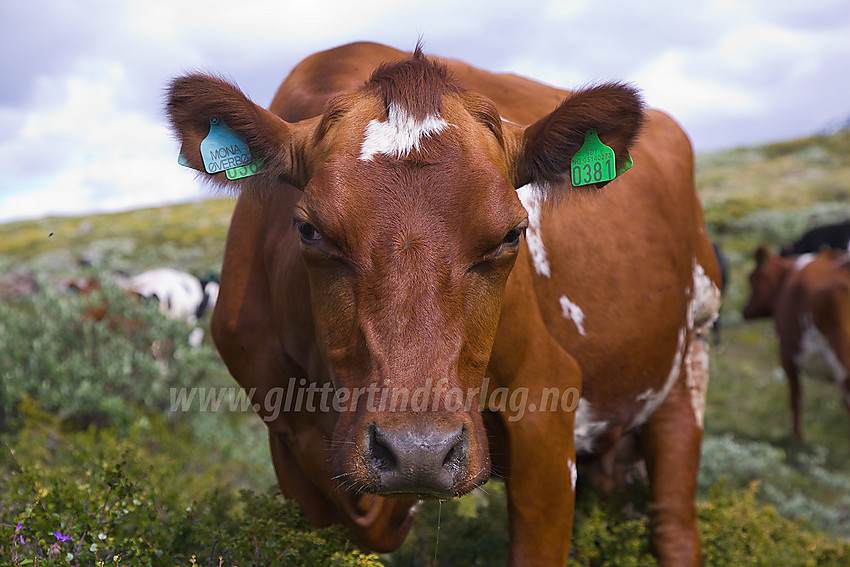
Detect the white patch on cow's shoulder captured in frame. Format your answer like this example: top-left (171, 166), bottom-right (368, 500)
top-left (795, 316), bottom-right (849, 384)
top-left (559, 295), bottom-right (586, 336)
top-left (516, 184), bottom-right (550, 277)
top-left (358, 103), bottom-right (451, 161)
top-left (567, 458), bottom-right (577, 491)
top-left (574, 400), bottom-right (609, 454)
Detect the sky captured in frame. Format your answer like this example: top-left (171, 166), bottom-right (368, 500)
top-left (1, 0), bottom-right (848, 223)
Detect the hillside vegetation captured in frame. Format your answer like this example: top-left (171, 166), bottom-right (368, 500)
top-left (2, 129), bottom-right (850, 565)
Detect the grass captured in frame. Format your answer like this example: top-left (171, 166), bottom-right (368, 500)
top-left (3, 128), bottom-right (850, 564)
top-left (0, 199), bottom-right (235, 278)
top-left (694, 129), bottom-right (850, 542)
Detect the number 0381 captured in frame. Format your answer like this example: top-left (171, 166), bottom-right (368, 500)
top-left (572, 159), bottom-right (613, 186)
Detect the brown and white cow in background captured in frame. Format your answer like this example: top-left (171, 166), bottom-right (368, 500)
top-left (743, 246), bottom-right (850, 439)
top-left (168, 42), bottom-right (721, 566)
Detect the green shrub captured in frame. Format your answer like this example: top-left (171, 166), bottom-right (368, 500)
top-left (699, 434), bottom-right (850, 539)
top-left (0, 403), bottom-right (379, 567)
top-left (0, 284), bottom-right (228, 432)
top-left (568, 485), bottom-right (655, 567)
top-left (700, 481), bottom-right (850, 566)
top-left (386, 482), bottom-right (510, 566)
top-left (383, 476), bottom-right (850, 566)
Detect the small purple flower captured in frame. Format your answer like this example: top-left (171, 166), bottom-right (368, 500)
top-left (15, 523), bottom-right (23, 532)
top-left (53, 531), bottom-right (73, 542)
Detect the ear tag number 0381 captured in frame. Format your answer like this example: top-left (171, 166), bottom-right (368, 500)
top-left (225, 159), bottom-right (263, 180)
top-left (570, 130), bottom-right (617, 187)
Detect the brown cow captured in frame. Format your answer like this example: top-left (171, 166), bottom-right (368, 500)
top-left (167, 42), bottom-right (721, 566)
top-left (743, 246), bottom-right (850, 439)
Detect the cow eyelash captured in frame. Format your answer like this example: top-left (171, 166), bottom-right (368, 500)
top-left (503, 227), bottom-right (524, 246)
top-left (472, 224), bottom-right (527, 269)
top-left (294, 220), bottom-right (322, 243)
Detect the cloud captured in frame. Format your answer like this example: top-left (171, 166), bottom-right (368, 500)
top-left (2, 0), bottom-right (850, 222)
top-left (0, 57), bottom-right (201, 222)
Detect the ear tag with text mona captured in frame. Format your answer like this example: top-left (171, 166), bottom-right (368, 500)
top-left (200, 117), bottom-right (253, 174)
top-left (570, 130), bottom-right (617, 187)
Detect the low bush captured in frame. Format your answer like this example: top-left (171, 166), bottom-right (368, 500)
top-left (0, 403), bottom-right (379, 567)
top-left (700, 434), bottom-right (850, 538)
top-left (700, 481), bottom-right (850, 566)
top-left (0, 284), bottom-right (227, 432)
top-left (384, 475), bottom-right (850, 566)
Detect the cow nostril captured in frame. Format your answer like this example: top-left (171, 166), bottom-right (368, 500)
top-left (442, 426), bottom-right (466, 468)
top-left (442, 444), bottom-right (457, 467)
top-left (368, 424), bottom-right (397, 472)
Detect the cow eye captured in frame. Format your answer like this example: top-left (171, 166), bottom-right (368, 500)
top-left (296, 221), bottom-right (322, 243)
top-left (503, 227), bottom-right (524, 246)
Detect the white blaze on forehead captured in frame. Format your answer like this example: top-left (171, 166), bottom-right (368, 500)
top-left (358, 103), bottom-right (451, 161)
top-left (559, 294), bottom-right (587, 336)
top-left (516, 184), bottom-right (550, 277)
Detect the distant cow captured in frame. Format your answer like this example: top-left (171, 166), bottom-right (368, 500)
top-left (168, 42), bottom-right (721, 565)
top-left (781, 220), bottom-right (850, 257)
top-left (129, 268), bottom-right (218, 323)
top-left (743, 246), bottom-right (850, 439)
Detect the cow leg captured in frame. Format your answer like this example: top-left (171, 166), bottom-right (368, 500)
top-left (818, 308), bottom-right (850, 428)
top-left (639, 352), bottom-right (703, 566)
top-left (503, 403), bottom-right (577, 567)
top-left (493, 346), bottom-right (581, 566)
top-left (833, 350), bottom-right (850, 428)
top-left (780, 354), bottom-right (803, 440)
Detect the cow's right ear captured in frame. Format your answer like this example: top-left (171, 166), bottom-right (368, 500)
top-left (506, 83), bottom-right (644, 195)
top-left (166, 74), bottom-right (315, 191)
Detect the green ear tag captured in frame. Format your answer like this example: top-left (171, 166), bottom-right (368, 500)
top-left (225, 159), bottom-right (263, 180)
top-left (570, 130), bottom-right (616, 187)
top-left (200, 117), bottom-right (253, 174)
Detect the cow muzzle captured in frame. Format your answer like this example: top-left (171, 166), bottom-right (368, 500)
top-left (349, 412), bottom-right (486, 498)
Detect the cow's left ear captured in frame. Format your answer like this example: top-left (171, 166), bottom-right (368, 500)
top-left (166, 74), bottom-right (317, 192)
top-left (508, 83), bottom-right (644, 193)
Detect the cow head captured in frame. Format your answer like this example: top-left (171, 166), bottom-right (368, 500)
top-left (742, 245), bottom-right (795, 319)
top-left (167, 48), bottom-right (642, 500)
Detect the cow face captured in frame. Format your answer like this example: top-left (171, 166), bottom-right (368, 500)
top-left (167, 50), bottom-right (642, 499)
top-left (742, 246), bottom-right (795, 319)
